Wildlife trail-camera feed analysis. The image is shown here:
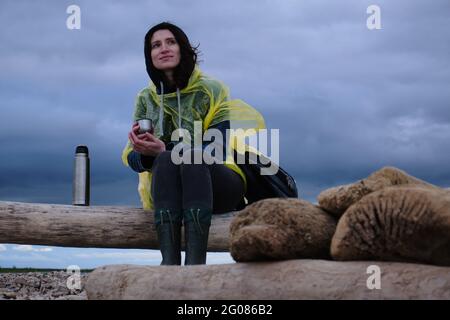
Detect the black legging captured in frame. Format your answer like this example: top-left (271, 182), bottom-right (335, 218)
top-left (150, 149), bottom-right (245, 225)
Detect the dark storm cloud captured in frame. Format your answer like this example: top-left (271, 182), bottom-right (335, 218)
top-left (1, 0), bottom-right (449, 207)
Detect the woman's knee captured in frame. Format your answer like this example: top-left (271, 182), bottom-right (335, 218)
top-left (179, 148), bottom-right (210, 174)
top-left (154, 150), bottom-right (173, 163)
top-left (181, 147), bottom-right (205, 165)
top-left (152, 151), bottom-right (179, 178)
top-left (153, 151), bottom-right (179, 170)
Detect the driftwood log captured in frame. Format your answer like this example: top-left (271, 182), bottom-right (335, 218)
top-left (85, 260), bottom-right (450, 299)
top-left (0, 201), bottom-right (234, 251)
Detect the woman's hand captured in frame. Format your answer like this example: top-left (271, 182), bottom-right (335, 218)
top-left (129, 123), bottom-right (166, 157)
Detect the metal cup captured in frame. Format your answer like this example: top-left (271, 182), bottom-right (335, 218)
top-left (138, 118), bottom-right (153, 134)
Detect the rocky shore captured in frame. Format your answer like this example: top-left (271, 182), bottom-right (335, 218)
top-left (0, 271), bottom-right (88, 300)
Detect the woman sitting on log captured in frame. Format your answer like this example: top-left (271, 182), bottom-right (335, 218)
top-left (122, 22), bottom-right (265, 265)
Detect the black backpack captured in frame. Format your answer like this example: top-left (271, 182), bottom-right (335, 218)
top-left (234, 150), bottom-right (299, 209)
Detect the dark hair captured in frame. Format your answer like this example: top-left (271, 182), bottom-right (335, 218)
top-left (144, 22), bottom-right (199, 91)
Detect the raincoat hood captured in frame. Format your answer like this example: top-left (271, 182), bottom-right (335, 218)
top-left (143, 22), bottom-right (196, 93)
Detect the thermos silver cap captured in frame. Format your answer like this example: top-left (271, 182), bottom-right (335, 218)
top-left (72, 145), bottom-right (90, 206)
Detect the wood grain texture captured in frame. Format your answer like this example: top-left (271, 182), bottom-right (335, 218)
top-left (0, 201), bottom-right (235, 251)
top-left (85, 260), bottom-right (450, 299)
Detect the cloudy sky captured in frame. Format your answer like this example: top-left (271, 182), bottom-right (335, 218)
top-left (1, 0), bottom-right (449, 268)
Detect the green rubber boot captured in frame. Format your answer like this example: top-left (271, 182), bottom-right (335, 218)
top-left (183, 208), bottom-right (212, 265)
top-left (155, 208), bottom-right (182, 266)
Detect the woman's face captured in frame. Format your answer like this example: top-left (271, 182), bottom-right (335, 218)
top-left (150, 29), bottom-right (181, 72)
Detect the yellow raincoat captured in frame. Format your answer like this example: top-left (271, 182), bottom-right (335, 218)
top-left (122, 66), bottom-right (266, 210)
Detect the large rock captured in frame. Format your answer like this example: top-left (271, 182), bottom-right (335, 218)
top-left (317, 167), bottom-right (436, 217)
top-left (331, 186), bottom-right (450, 266)
top-left (229, 198), bottom-right (337, 262)
top-left (85, 261), bottom-right (450, 300)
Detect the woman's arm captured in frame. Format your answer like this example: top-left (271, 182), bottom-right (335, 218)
top-left (127, 120), bottom-right (231, 172)
top-left (127, 151), bottom-right (156, 173)
top-left (126, 122), bottom-right (166, 172)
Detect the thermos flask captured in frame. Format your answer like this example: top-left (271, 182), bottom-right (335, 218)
top-left (72, 145), bottom-right (90, 206)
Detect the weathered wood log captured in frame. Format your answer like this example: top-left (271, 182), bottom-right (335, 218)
top-left (0, 201), bottom-right (235, 251)
top-left (85, 260), bottom-right (450, 299)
